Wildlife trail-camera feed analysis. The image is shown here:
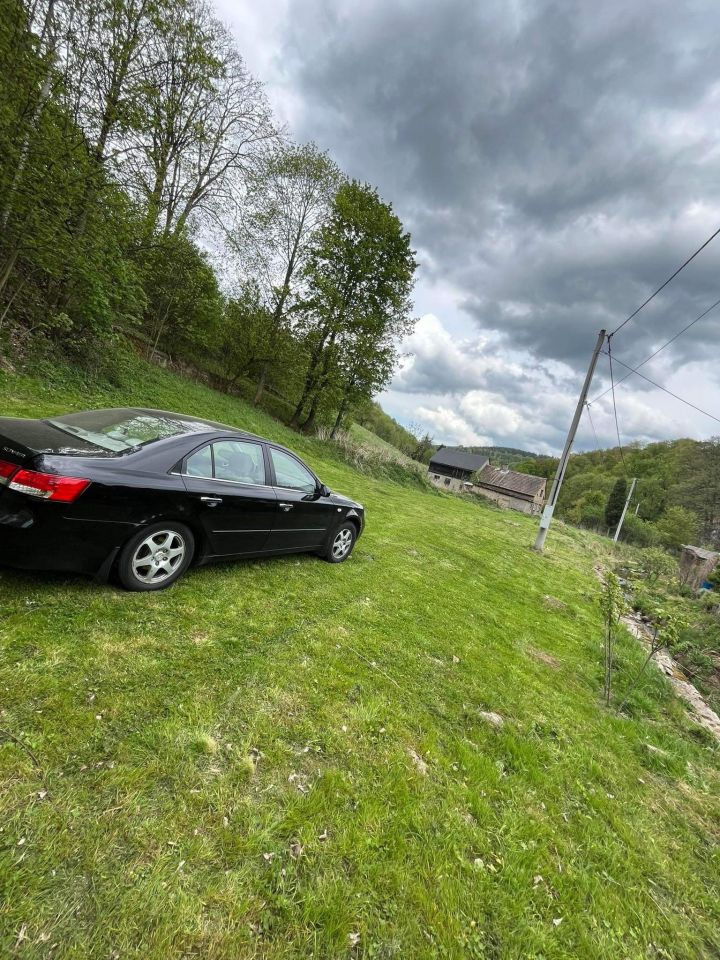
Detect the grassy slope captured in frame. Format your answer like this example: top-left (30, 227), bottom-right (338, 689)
top-left (347, 422), bottom-right (410, 457)
top-left (0, 360), bottom-right (719, 960)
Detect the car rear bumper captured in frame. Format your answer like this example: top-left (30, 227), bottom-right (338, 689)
top-left (0, 492), bottom-right (134, 577)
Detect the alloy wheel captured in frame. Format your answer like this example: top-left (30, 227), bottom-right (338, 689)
top-left (332, 528), bottom-right (353, 559)
top-left (131, 530), bottom-right (186, 584)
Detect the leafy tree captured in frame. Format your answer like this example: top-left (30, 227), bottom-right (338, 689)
top-left (605, 477), bottom-right (628, 531)
top-left (231, 143), bottom-right (341, 404)
top-left (128, 6), bottom-right (277, 237)
top-left (672, 437), bottom-right (720, 545)
top-left (655, 506), bottom-right (700, 552)
top-left (291, 180), bottom-right (417, 432)
top-left (140, 231), bottom-right (223, 364)
top-left (407, 422), bottom-right (436, 463)
top-left (621, 514), bottom-right (661, 548)
top-left (220, 282), bottom-right (306, 402)
top-left (329, 331), bottom-right (397, 438)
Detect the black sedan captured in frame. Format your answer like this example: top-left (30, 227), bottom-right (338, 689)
top-left (0, 407), bottom-right (364, 591)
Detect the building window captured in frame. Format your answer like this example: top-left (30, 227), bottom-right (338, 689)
top-left (444, 478), bottom-right (450, 486)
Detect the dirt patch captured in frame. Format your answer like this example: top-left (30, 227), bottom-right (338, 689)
top-left (528, 647), bottom-right (561, 669)
top-left (542, 595), bottom-right (566, 611)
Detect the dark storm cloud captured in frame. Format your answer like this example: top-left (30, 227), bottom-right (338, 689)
top-left (277, 0), bottom-right (720, 372)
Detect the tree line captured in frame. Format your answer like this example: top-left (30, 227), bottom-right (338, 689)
top-left (515, 438), bottom-right (720, 551)
top-left (0, 0), bottom-right (417, 436)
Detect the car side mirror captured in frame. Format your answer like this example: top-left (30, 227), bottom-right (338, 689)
top-left (318, 483), bottom-right (331, 497)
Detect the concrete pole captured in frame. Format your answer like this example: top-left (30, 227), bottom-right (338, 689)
top-left (533, 329), bottom-right (607, 552)
top-left (613, 477), bottom-right (637, 542)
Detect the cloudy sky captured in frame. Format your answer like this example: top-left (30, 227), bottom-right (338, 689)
top-left (217, 0), bottom-right (720, 453)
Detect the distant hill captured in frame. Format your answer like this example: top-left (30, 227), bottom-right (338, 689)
top-left (513, 438), bottom-right (720, 549)
top-left (457, 445), bottom-right (540, 467)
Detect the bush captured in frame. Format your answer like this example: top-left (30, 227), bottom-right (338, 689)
top-left (621, 514), bottom-right (661, 547)
top-left (654, 506), bottom-right (700, 551)
top-left (634, 547), bottom-right (678, 583)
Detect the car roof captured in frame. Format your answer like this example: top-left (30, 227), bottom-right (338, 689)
top-left (94, 407), bottom-right (265, 442)
top-left (47, 407), bottom-right (308, 463)
top-left (116, 408), bottom-right (310, 461)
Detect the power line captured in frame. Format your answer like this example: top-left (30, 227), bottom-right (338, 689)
top-left (606, 338), bottom-right (628, 470)
top-left (600, 351), bottom-right (720, 426)
top-left (584, 402), bottom-right (601, 448)
top-left (609, 225), bottom-right (720, 338)
top-left (590, 295), bottom-right (720, 404)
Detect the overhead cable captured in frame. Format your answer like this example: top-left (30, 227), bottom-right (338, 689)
top-left (609, 226), bottom-right (720, 338)
top-left (590, 296), bottom-right (720, 404)
top-left (599, 351), bottom-right (720, 426)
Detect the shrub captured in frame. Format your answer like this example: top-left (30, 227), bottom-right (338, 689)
top-left (621, 514), bottom-right (661, 547)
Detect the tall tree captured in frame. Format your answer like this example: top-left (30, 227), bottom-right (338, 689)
top-left (291, 180), bottom-right (417, 432)
top-left (231, 143), bottom-right (341, 404)
top-left (605, 477), bottom-right (627, 530)
top-left (128, 7), bottom-right (277, 237)
top-left (329, 331), bottom-right (398, 438)
top-left (673, 437), bottom-right (720, 547)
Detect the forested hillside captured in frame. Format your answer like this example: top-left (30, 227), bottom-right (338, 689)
top-left (0, 0), bottom-right (416, 435)
top-left (516, 439), bottom-right (720, 549)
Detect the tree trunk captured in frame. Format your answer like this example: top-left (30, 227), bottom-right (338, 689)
top-left (290, 385), bottom-right (311, 428)
top-left (254, 362), bottom-right (268, 404)
top-left (290, 329), bottom-right (329, 426)
top-left (330, 394), bottom-right (350, 439)
top-left (0, 248), bottom-right (20, 299)
top-left (299, 330), bottom-right (337, 431)
top-left (0, 278), bottom-right (25, 329)
top-left (302, 391), bottom-right (321, 434)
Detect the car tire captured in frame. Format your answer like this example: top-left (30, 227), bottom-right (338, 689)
top-left (322, 521), bottom-right (357, 564)
top-left (117, 521), bottom-right (194, 591)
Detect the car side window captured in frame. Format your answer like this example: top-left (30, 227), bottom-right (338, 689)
top-left (270, 448), bottom-right (316, 494)
top-left (185, 444), bottom-right (213, 479)
top-left (213, 440), bottom-right (266, 485)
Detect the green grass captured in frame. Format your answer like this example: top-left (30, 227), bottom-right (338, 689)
top-left (346, 422), bottom-right (410, 458)
top-left (1, 358), bottom-right (719, 959)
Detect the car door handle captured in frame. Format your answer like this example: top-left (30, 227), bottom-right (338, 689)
top-left (200, 496), bottom-right (223, 507)
top-left (279, 502), bottom-right (294, 512)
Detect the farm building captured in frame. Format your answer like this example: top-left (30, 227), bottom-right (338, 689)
top-left (427, 448), bottom-right (546, 514)
top-left (473, 464), bottom-right (547, 515)
top-left (679, 544), bottom-right (719, 589)
top-left (427, 448), bottom-right (489, 492)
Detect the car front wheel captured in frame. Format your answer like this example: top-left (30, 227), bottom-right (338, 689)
top-left (117, 521), bottom-right (194, 591)
top-left (322, 521), bottom-right (357, 564)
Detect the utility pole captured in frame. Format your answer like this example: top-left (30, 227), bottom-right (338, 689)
top-left (533, 328), bottom-right (606, 552)
top-left (613, 477), bottom-right (637, 542)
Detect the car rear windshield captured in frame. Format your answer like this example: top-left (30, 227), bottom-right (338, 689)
top-left (46, 410), bottom-right (216, 454)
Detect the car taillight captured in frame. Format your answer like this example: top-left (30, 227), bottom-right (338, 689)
top-left (0, 458), bottom-right (19, 486)
top-left (8, 468), bottom-right (90, 502)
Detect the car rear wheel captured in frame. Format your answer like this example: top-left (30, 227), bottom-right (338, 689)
top-left (117, 522), bottom-right (194, 591)
top-left (322, 521), bottom-right (357, 564)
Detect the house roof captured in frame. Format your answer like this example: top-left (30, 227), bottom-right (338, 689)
top-left (681, 545), bottom-right (719, 562)
top-left (475, 465), bottom-right (546, 499)
top-left (429, 448), bottom-right (489, 472)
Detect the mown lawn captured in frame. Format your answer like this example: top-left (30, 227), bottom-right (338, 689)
top-left (1, 359), bottom-right (719, 959)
